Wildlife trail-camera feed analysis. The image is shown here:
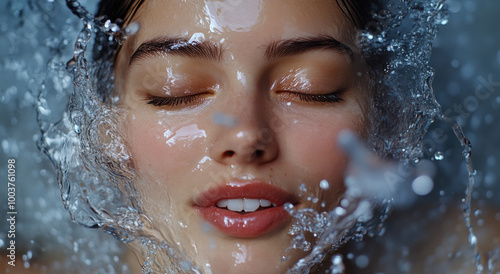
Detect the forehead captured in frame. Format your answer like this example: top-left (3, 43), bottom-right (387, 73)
top-left (125, 0), bottom-right (358, 51)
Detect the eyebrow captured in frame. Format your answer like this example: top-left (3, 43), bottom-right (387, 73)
top-left (265, 35), bottom-right (354, 62)
top-left (129, 35), bottom-right (354, 66)
top-left (129, 37), bottom-right (223, 66)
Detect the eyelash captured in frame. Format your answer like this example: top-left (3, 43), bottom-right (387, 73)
top-left (280, 91), bottom-right (344, 103)
top-left (145, 91), bottom-right (343, 107)
top-left (145, 94), bottom-right (205, 107)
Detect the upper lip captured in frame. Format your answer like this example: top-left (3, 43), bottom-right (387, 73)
top-left (193, 180), bottom-right (299, 207)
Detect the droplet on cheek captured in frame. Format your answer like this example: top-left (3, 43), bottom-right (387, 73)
top-left (319, 179), bottom-right (330, 190)
top-left (212, 112), bottom-right (239, 127)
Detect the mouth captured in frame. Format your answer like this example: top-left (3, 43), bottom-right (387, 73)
top-left (193, 181), bottom-right (298, 238)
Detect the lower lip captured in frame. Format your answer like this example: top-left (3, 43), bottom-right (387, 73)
top-left (196, 206), bottom-right (291, 238)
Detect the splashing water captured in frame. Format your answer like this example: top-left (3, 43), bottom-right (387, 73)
top-left (39, 0), bottom-right (482, 272)
top-left (1, 0), bottom-right (498, 273)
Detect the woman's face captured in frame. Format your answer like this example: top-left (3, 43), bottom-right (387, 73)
top-left (114, 0), bottom-right (369, 272)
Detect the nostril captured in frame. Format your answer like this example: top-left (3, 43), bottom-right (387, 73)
top-left (245, 150), bottom-right (264, 163)
top-left (223, 150), bottom-right (235, 157)
top-left (254, 150), bottom-right (264, 158)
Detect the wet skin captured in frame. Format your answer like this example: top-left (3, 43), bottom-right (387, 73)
top-left (114, 0), bottom-right (370, 272)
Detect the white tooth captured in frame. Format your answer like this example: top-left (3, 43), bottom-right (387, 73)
top-left (216, 199), bottom-right (228, 208)
top-left (272, 203), bottom-right (277, 207)
top-left (243, 199), bottom-right (260, 212)
top-left (227, 199), bottom-right (244, 212)
top-left (259, 199), bottom-right (272, 207)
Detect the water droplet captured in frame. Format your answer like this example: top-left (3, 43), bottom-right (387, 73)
top-left (74, 124), bottom-right (81, 134)
top-left (124, 22), bottom-right (140, 35)
top-left (212, 112), bottom-right (238, 127)
top-left (319, 179), bottom-right (330, 190)
top-left (411, 175), bottom-right (434, 196)
top-left (330, 254), bottom-right (345, 273)
top-left (299, 183), bottom-right (307, 193)
top-left (355, 255), bottom-right (369, 269)
top-left (335, 207), bottom-right (347, 216)
top-left (433, 151), bottom-right (444, 161)
top-left (469, 234), bottom-right (477, 245)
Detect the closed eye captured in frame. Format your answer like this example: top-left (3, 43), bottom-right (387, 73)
top-left (278, 90), bottom-right (344, 103)
top-left (145, 92), bottom-right (211, 107)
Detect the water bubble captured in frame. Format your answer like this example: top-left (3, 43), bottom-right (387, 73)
top-left (340, 199), bottom-right (350, 208)
top-left (469, 234), bottom-right (477, 245)
top-left (124, 22), bottom-right (140, 36)
top-left (484, 172), bottom-right (496, 187)
top-left (460, 63), bottom-right (475, 79)
top-left (330, 254), bottom-right (345, 274)
top-left (355, 255), bottom-right (369, 269)
top-left (335, 207), bottom-right (347, 216)
top-left (319, 179), bottom-right (330, 190)
top-left (298, 183), bottom-right (308, 194)
top-left (433, 151), bottom-right (444, 161)
top-left (411, 175), bottom-right (434, 196)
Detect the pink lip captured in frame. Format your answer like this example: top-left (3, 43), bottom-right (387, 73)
top-left (193, 181), bottom-right (298, 238)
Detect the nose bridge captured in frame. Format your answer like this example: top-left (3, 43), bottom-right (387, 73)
top-left (232, 93), bottom-right (265, 133)
top-left (210, 91), bottom-right (278, 166)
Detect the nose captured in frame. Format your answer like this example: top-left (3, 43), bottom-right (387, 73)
top-left (210, 107), bottom-right (279, 166)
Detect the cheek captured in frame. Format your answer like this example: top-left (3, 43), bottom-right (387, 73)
top-left (287, 122), bottom-right (347, 178)
top-left (281, 112), bottom-right (365, 201)
top-left (126, 112), bottom-right (207, 182)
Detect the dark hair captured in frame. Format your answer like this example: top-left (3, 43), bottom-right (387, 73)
top-left (93, 0), bottom-right (383, 62)
top-left (93, 0), bottom-right (144, 62)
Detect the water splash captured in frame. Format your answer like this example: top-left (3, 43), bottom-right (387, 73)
top-left (445, 116), bottom-right (484, 272)
top-left (37, 1), bottom-right (199, 273)
top-left (29, 0), bottom-right (493, 273)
